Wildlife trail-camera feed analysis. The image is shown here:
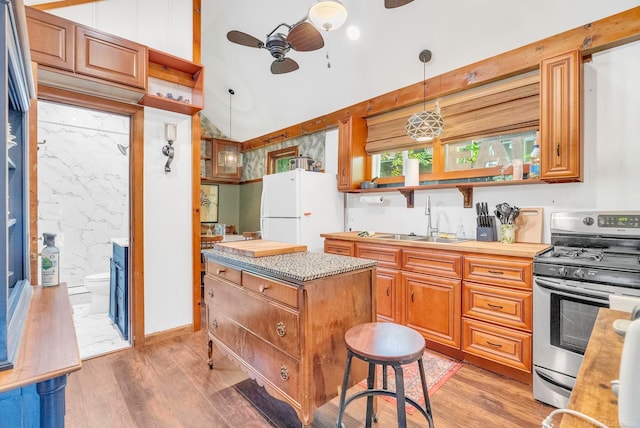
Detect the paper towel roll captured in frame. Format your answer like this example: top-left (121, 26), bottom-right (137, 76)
top-left (359, 195), bottom-right (384, 204)
top-left (405, 159), bottom-right (419, 187)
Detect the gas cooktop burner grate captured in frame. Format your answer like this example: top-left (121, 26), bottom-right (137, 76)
top-left (551, 246), bottom-right (604, 262)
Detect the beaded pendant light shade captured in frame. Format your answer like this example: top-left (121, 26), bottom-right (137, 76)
top-left (406, 49), bottom-right (444, 142)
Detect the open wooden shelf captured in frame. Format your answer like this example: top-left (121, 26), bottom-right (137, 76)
top-left (139, 48), bottom-right (203, 115)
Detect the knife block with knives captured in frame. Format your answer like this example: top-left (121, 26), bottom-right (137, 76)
top-left (475, 202), bottom-right (497, 241)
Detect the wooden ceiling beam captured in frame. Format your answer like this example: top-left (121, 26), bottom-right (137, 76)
top-left (242, 6), bottom-right (640, 151)
top-left (32, 0), bottom-right (103, 11)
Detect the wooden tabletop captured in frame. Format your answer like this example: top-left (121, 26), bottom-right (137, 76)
top-left (559, 308), bottom-right (627, 427)
top-left (320, 231), bottom-right (550, 258)
top-left (0, 283), bottom-right (82, 393)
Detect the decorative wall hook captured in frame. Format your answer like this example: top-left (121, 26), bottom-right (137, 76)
top-left (163, 123), bottom-right (177, 172)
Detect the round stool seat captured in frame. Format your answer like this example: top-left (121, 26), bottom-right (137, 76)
top-left (345, 322), bottom-right (425, 364)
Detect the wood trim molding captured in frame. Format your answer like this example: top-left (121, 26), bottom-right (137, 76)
top-left (29, 62), bottom-right (39, 283)
top-left (31, 0), bottom-right (103, 11)
top-left (36, 85), bottom-right (146, 348)
top-left (192, 0), bottom-right (203, 332)
top-left (242, 6), bottom-right (640, 151)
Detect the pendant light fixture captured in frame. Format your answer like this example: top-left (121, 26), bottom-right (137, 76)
top-left (307, 0), bottom-right (348, 32)
top-left (218, 89), bottom-right (242, 169)
top-left (406, 49), bottom-right (444, 142)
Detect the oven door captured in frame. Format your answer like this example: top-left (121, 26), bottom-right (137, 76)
top-left (533, 276), bottom-right (610, 378)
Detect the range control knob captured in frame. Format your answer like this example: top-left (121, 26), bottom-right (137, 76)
top-left (558, 266), bottom-right (567, 277)
top-left (573, 268), bottom-right (584, 279)
top-left (583, 216), bottom-right (595, 226)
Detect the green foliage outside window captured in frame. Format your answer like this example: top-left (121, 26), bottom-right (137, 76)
top-left (378, 148), bottom-right (433, 177)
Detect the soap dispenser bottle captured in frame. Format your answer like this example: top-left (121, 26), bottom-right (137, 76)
top-left (41, 233), bottom-right (60, 286)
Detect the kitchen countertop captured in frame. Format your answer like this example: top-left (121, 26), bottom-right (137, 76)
top-left (202, 249), bottom-right (377, 284)
top-left (559, 308), bottom-right (626, 427)
top-left (321, 231), bottom-right (551, 258)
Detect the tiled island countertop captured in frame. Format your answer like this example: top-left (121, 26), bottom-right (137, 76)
top-left (202, 249), bottom-right (377, 284)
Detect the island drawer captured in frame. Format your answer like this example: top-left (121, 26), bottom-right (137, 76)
top-left (242, 272), bottom-right (299, 308)
top-left (356, 243), bottom-right (402, 268)
top-left (209, 314), bottom-right (300, 402)
top-left (207, 278), bottom-right (300, 359)
top-left (206, 260), bottom-right (241, 284)
top-left (462, 318), bottom-right (531, 372)
top-left (462, 282), bottom-right (532, 331)
top-left (402, 249), bottom-right (462, 278)
top-left (463, 255), bottom-right (532, 289)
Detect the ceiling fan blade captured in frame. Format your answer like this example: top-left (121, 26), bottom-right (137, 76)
top-left (227, 30), bottom-right (264, 48)
top-left (287, 21), bottom-right (324, 52)
top-left (385, 0), bottom-right (414, 8)
top-left (271, 58), bottom-right (299, 74)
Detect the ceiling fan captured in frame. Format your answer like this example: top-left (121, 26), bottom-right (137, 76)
top-left (385, 0), bottom-right (414, 8)
top-left (227, 20), bottom-right (324, 74)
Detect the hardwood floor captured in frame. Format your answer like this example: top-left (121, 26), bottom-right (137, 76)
top-left (65, 319), bottom-right (553, 427)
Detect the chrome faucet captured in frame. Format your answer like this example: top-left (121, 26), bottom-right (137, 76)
top-left (425, 196), bottom-right (438, 237)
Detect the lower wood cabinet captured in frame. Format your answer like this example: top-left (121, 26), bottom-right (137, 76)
top-left (324, 236), bottom-right (538, 384)
top-left (403, 271), bottom-right (461, 350)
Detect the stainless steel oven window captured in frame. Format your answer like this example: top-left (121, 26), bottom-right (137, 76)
top-left (550, 293), bottom-right (607, 355)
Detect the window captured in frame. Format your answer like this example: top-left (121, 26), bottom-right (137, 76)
top-left (373, 147), bottom-right (433, 178)
top-left (267, 146), bottom-right (298, 174)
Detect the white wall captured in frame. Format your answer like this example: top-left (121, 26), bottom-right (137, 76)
top-left (346, 41), bottom-right (640, 242)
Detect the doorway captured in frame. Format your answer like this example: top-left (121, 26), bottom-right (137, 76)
top-left (37, 100), bottom-right (131, 359)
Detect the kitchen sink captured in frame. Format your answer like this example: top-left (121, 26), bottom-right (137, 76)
top-left (376, 234), bottom-right (469, 243)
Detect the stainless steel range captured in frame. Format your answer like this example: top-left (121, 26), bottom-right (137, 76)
top-left (533, 211), bottom-right (640, 408)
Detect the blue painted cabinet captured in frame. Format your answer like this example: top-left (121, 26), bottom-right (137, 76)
top-left (109, 242), bottom-right (129, 340)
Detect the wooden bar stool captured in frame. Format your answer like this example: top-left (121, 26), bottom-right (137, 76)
top-left (336, 322), bottom-right (435, 428)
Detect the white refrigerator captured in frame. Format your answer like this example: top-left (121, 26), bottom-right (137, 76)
top-left (260, 169), bottom-right (344, 253)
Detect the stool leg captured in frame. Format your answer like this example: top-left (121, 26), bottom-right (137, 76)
top-left (382, 363), bottom-right (388, 390)
top-left (417, 358), bottom-right (435, 428)
top-left (336, 351), bottom-right (354, 428)
top-left (392, 364), bottom-right (408, 428)
top-left (365, 362), bottom-right (376, 428)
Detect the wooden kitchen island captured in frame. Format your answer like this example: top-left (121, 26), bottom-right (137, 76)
top-left (202, 246), bottom-right (377, 427)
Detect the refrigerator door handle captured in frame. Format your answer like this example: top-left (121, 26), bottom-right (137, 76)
top-left (260, 186), bottom-right (266, 218)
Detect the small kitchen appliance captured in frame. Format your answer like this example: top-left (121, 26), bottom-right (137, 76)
top-left (532, 211), bottom-right (640, 408)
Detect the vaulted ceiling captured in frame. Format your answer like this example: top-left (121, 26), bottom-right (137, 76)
top-left (25, 0), bottom-right (640, 143)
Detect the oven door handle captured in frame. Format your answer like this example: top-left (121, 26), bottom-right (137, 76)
top-left (534, 368), bottom-right (574, 393)
top-left (534, 277), bottom-right (612, 302)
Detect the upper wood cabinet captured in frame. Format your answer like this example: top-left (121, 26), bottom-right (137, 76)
top-left (139, 49), bottom-right (204, 115)
top-left (337, 115), bottom-right (368, 191)
top-left (200, 137), bottom-right (242, 183)
top-left (26, 6), bottom-right (147, 98)
top-left (25, 7), bottom-right (74, 71)
top-left (75, 26), bottom-right (145, 89)
top-left (539, 50), bottom-right (582, 182)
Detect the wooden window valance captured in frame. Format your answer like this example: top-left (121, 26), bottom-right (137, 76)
top-left (365, 73), bottom-right (540, 154)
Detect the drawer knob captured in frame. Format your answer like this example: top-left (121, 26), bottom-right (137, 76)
top-left (259, 284), bottom-right (271, 293)
top-left (276, 321), bottom-right (287, 337)
top-left (280, 365), bottom-right (289, 381)
top-left (211, 319), bottom-right (218, 329)
top-left (487, 303), bottom-right (503, 310)
top-left (207, 289), bottom-right (214, 298)
top-left (487, 341), bottom-right (502, 348)
top-left (216, 268), bottom-right (226, 275)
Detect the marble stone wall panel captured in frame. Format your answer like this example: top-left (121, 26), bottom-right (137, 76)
top-left (37, 101), bottom-right (130, 287)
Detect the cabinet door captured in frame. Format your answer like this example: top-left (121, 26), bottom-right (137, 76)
top-left (539, 50), bottom-right (582, 182)
top-left (25, 7), bottom-right (74, 72)
top-left (403, 271), bottom-right (461, 349)
top-left (75, 26), bottom-right (146, 89)
top-left (200, 138), bottom-right (214, 180)
top-left (376, 267), bottom-right (400, 323)
top-left (337, 115), bottom-right (367, 191)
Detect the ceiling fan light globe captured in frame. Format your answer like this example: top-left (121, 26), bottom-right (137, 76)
top-left (406, 111), bottom-right (444, 142)
top-left (308, 0), bottom-right (347, 32)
